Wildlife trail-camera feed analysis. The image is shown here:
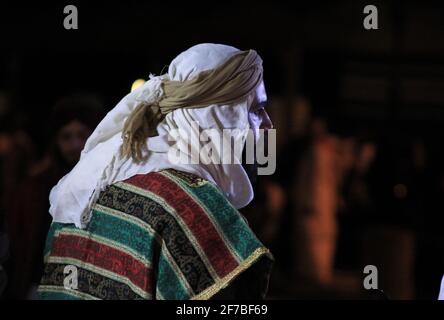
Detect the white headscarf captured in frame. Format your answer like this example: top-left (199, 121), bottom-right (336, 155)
top-left (49, 43), bottom-right (256, 228)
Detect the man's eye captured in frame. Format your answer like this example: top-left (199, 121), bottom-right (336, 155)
top-left (254, 107), bottom-right (264, 115)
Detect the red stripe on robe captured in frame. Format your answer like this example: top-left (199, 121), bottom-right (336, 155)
top-left (126, 172), bottom-right (239, 278)
top-left (50, 233), bottom-right (152, 294)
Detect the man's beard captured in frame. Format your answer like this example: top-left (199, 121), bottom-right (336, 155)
top-left (241, 140), bottom-right (259, 186)
top-left (240, 131), bottom-right (271, 186)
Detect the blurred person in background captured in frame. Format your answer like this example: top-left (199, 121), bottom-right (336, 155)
top-left (0, 91), bottom-right (36, 299)
top-left (0, 91), bottom-right (36, 229)
top-left (335, 136), bottom-right (377, 292)
top-left (264, 97), bottom-right (356, 296)
top-left (255, 97), bottom-right (312, 296)
top-left (4, 94), bottom-right (104, 299)
top-left (350, 133), bottom-right (423, 299)
top-left (290, 116), bottom-right (342, 288)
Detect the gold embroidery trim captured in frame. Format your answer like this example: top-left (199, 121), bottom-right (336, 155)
top-left (191, 247), bottom-right (271, 300)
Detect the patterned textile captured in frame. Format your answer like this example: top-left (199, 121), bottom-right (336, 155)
top-left (37, 169), bottom-right (273, 300)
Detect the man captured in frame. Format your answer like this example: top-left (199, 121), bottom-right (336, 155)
top-left (37, 43), bottom-right (274, 300)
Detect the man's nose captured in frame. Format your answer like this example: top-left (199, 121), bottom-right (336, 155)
top-left (260, 111), bottom-right (273, 130)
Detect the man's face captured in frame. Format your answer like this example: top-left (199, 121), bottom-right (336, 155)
top-left (248, 81), bottom-right (273, 137)
top-left (243, 81), bottom-right (273, 183)
top-left (57, 119), bottom-right (91, 165)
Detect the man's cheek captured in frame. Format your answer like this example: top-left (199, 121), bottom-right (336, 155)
top-left (248, 113), bottom-right (262, 130)
top-left (247, 117), bottom-right (261, 145)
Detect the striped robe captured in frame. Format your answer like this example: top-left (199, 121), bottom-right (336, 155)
top-left (37, 169), bottom-right (273, 300)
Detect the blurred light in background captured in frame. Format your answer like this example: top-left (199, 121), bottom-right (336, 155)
top-left (131, 79), bottom-right (145, 92)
